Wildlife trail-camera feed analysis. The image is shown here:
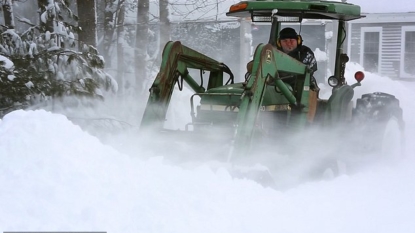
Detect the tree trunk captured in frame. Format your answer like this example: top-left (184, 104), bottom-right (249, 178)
top-left (116, 2), bottom-right (125, 93)
top-left (135, 0), bottom-right (149, 93)
top-left (103, 0), bottom-right (117, 67)
top-left (159, 0), bottom-right (170, 55)
top-left (77, 0), bottom-right (97, 48)
top-left (2, 0), bottom-right (15, 29)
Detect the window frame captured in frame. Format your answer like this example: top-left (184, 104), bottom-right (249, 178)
top-left (400, 26), bottom-right (415, 78)
top-left (359, 26), bottom-right (382, 74)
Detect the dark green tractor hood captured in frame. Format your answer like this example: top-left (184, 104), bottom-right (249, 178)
top-left (227, 0), bottom-right (364, 21)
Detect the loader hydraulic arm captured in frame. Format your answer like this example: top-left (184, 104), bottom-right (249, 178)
top-left (140, 41), bottom-right (234, 129)
top-left (232, 43), bottom-right (312, 156)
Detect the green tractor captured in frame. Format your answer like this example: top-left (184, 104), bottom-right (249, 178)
top-left (140, 0), bottom-right (404, 186)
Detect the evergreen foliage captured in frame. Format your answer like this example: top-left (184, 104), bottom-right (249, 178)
top-left (0, 1), bottom-right (116, 117)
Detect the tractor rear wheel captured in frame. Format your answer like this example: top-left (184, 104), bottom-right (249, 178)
top-left (354, 92), bottom-right (405, 159)
top-left (315, 92), bottom-right (405, 180)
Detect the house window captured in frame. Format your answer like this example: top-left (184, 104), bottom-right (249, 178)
top-left (400, 26), bottom-right (415, 78)
top-left (360, 27), bottom-right (382, 73)
top-left (363, 32), bottom-right (380, 72)
top-left (403, 31), bottom-right (415, 75)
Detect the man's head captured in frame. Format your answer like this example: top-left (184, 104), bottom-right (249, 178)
top-left (278, 27), bottom-right (301, 53)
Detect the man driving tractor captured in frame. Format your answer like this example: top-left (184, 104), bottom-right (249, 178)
top-left (247, 27), bottom-right (320, 91)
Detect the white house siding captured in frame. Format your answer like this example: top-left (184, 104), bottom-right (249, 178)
top-left (347, 13), bottom-right (415, 80)
top-left (349, 24), bottom-right (362, 68)
top-left (380, 24), bottom-right (402, 78)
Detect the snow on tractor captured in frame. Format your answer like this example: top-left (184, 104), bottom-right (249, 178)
top-left (140, 0), bottom-right (404, 187)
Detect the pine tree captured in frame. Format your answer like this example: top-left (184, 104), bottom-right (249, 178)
top-left (0, 0), bottom-right (117, 117)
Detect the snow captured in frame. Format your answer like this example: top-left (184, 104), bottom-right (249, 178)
top-left (314, 48), bottom-right (327, 62)
top-left (45, 31), bottom-right (51, 41)
top-left (325, 30), bottom-right (333, 40)
top-left (7, 74), bottom-right (16, 81)
top-left (1, 64), bottom-right (415, 232)
top-left (40, 11), bottom-right (47, 24)
top-left (0, 55), bottom-right (14, 69)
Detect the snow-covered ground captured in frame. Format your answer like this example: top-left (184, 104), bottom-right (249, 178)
top-left (1, 62), bottom-right (415, 232)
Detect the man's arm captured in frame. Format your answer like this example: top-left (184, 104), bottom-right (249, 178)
top-left (300, 46), bottom-right (317, 73)
top-left (300, 46), bottom-right (320, 91)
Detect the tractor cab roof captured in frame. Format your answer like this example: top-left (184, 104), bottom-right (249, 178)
top-left (226, 0), bottom-right (364, 22)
